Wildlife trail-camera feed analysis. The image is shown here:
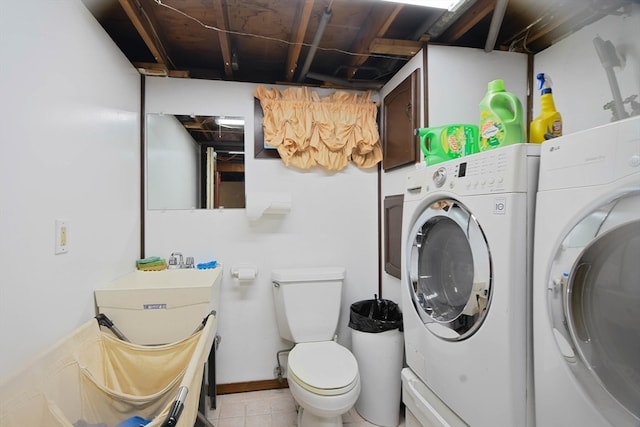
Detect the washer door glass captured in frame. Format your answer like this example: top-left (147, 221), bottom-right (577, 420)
top-left (548, 191), bottom-right (640, 424)
top-left (407, 198), bottom-right (491, 341)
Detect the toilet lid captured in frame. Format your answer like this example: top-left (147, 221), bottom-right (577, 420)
top-left (288, 341), bottom-right (358, 395)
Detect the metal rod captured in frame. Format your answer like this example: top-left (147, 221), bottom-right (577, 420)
top-left (485, 0), bottom-right (509, 52)
top-left (95, 313), bottom-right (130, 342)
top-left (297, 7), bottom-right (333, 82)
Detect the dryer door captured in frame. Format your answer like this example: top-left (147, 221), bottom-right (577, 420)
top-left (547, 191), bottom-right (640, 425)
top-left (406, 198), bottom-right (491, 341)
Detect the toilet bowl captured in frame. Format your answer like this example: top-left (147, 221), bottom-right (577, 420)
top-left (287, 341), bottom-right (360, 426)
top-left (271, 267), bottom-right (360, 427)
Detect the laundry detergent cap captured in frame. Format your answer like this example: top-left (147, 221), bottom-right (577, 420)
top-left (488, 79), bottom-right (505, 92)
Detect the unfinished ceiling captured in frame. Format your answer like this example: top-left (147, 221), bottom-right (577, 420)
top-left (84, 0), bottom-right (634, 88)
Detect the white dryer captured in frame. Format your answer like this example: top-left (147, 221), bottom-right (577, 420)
top-left (533, 116), bottom-right (640, 427)
top-left (400, 143), bottom-right (540, 426)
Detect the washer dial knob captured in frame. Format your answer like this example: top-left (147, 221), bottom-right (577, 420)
top-left (432, 167), bottom-right (447, 188)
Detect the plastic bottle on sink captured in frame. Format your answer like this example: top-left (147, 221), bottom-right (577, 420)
top-left (530, 73), bottom-right (563, 143)
top-left (478, 79), bottom-right (525, 151)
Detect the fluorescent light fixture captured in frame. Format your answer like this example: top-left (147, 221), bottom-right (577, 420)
top-left (215, 117), bottom-right (245, 127)
top-left (380, 0), bottom-right (464, 11)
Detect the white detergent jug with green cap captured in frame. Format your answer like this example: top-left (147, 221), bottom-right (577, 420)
top-left (479, 79), bottom-right (525, 151)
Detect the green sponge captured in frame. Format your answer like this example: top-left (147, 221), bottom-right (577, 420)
top-left (136, 256), bottom-right (161, 267)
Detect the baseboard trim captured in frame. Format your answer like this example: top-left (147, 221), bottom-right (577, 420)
top-left (216, 379), bottom-right (289, 395)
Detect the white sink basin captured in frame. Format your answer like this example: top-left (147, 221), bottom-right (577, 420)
top-left (95, 267), bottom-right (222, 344)
top-left (103, 268), bottom-right (221, 290)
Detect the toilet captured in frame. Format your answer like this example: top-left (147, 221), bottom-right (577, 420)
top-left (272, 267), bottom-right (360, 427)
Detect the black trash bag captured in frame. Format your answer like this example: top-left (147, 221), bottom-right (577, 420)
top-left (349, 295), bottom-right (403, 333)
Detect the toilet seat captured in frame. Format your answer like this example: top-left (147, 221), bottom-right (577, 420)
top-left (288, 341), bottom-right (359, 396)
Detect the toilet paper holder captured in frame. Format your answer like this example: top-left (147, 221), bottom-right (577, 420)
top-left (230, 265), bottom-right (258, 281)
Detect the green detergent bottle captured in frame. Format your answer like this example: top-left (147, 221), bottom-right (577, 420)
top-left (416, 124), bottom-right (479, 166)
top-left (479, 79), bottom-right (525, 151)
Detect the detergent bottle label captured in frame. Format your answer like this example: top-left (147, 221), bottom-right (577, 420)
top-left (480, 113), bottom-right (503, 149)
top-left (550, 118), bottom-right (562, 137)
top-left (443, 127), bottom-right (464, 156)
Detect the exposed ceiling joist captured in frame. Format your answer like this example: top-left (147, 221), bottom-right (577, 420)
top-left (85, 0), bottom-right (618, 87)
top-left (305, 72), bottom-right (384, 89)
top-left (438, 0), bottom-right (495, 43)
top-left (346, 3), bottom-right (404, 79)
top-left (133, 62), bottom-right (189, 77)
top-left (525, 6), bottom-right (595, 46)
top-left (212, 0), bottom-right (234, 77)
top-left (118, 0), bottom-right (171, 66)
top-left (286, 0), bottom-right (315, 81)
top-left (369, 38), bottom-right (423, 56)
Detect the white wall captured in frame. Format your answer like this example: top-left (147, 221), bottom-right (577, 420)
top-left (0, 1), bottom-right (141, 379)
top-left (427, 45), bottom-right (528, 126)
top-left (144, 77), bottom-right (380, 384)
top-left (533, 3), bottom-right (640, 132)
top-left (379, 46), bottom-right (528, 302)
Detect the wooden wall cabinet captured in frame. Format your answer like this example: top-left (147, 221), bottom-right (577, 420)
top-left (382, 70), bottom-right (419, 170)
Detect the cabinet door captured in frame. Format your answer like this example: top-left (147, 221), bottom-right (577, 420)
top-left (382, 70), bottom-right (419, 170)
top-left (384, 194), bottom-right (404, 279)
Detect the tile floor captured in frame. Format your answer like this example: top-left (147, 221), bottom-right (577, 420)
top-left (206, 388), bottom-right (403, 427)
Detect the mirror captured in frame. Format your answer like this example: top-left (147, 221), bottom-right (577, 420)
top-left (146, 114), bottom-right (245, 210)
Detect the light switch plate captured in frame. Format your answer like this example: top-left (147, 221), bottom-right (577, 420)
top-left (55, 219), bottom-right (69, 254)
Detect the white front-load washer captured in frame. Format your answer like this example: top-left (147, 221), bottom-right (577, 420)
top-left (400, 143), bottom-right (540, 426)
top-left (533, 116), bottom-right (640, 427)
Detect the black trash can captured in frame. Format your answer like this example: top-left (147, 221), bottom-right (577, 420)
top-left (349, 296), bottom-right (404, 427)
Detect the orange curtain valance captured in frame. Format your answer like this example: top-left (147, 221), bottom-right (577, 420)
top-left (254, 86), bottom-right (382, 171)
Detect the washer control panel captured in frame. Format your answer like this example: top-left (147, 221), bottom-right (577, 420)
top-left (426, 144), bottom-right (539, 195)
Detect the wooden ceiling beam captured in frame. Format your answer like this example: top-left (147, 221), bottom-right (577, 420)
top-left (369, 38), bottom-right (423, 56)
top-left (132, 62), bottom-right (189, 78)
top-left (523, 7), bottom-right (589, 45)
top-left (212, 0), bottom-right (234, 78)
top-left (286, 0), bottom-right (315, 81)
top-left (500, 1), bottom-right (601, 50)
top-left (438, 0), bottom-right (495, 43)
top-left (133, 61), bottom-right (168, 75)
top-left (347, 3), bottom-right (404, 79)
top-left (118, 0), bottom-right (171, 66)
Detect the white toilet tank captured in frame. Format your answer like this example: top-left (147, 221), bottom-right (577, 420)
top-left (272, 267), bottom-right (346, 343)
